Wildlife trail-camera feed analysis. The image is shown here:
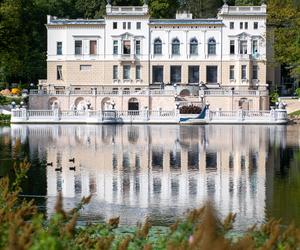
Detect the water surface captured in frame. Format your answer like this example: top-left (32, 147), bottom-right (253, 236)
top-left (0, 124), bottom-right (300, 231)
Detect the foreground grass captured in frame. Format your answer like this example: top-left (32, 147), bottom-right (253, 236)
top-left (1, 161), bottom-right (300, 250)
top-left (289, 110), bottom-right (300, 118)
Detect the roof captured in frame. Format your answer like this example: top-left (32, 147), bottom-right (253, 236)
top-left (48, 19), bottom-right (105, 25)
top-left (149, 19), bottom-right (223, 25)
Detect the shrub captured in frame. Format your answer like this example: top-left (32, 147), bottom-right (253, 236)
top-left (180, 105), bottom-right (202, 114)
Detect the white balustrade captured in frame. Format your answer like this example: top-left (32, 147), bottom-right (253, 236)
top-left (10, 108), bottom-right (288, 124)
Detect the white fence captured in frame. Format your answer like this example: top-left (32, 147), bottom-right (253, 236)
top-left (11, 108), bottom-right (288, 124)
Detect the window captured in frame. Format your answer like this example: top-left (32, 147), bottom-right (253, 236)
top-left (208, 38), bottom-right (216, 55)
top-left (127, 22), bottom-right (131, 30)
top-left (254, 22), bottom-right (258, 29)
top-left (188, 66), bottom-right (199, 83)
top-left (57, 65), bottom-right (63, 80)
top-left (113, 65), bottom-right (118, 79)
top-left (75, 40), bottom-right (82, 55)
top-left (123, 40), bottom-right (131, 54)
top-left (170, 66), bottom-right (181, 83)
top-left (113, 22), bottom-right (118, 29)
top-left (152, 66), bottom-right (163, 83)
top-left (240, 40), bottom-right (247, 54)
top-left (206, 66), bottom-right (218, 83)
top-left (123, 22), bottom-right (126, 29)
top-left (229, 65), bottom-right (235, 80)
top-left (241, 65), bottom-right (247, 80)
top-left (240, 22), bottom-right (243, 29)
top-left (113, 40), bottom-right (118, 55)
top-left (90, 40), bottom-right (97, 55)
top-left (245, 22), bottom-right (248, 29)
top-left (252, 65), bottom-right (258, 80)
top-left (154, 38), bottom-right (162, 55)
top-left (137, 22), bottom-right (141, 29)
top-left (190, 38), bottom-right (198, 55)
top-left (80, 65), bottom-right (91, 71)
top-left (123, 65), bottom-right (131, 80)
top-left (135, 40), bottom-right (141, 55)
top-left (252, 40), bottom-right (258, 54)
top-left (230, 40), bottom-right (235, 55)
top-left (230, 22), bottom-right (234, 29)
top-left (172, 38), bottom-right (180, 55)
top-left (136, 65), bottom-right (141, 80)
top-left (57, 42), bottom-right (62, 55)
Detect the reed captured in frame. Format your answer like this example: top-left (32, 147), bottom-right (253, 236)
top-left (0, 161), bottom-right (299, 250)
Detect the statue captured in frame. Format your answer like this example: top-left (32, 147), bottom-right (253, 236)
top-left (144, 0), bottom-right (149, 4)
top-left (107, 0), bottom-right (111, 5)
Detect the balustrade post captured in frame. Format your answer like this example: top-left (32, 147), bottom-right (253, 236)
top-left (53, 108), bottom-right (60, 121)
top-left (270, 108), bottom-right (276, 121)
top-left (237, 109), bottom-right (243, 122)
top-left (143, 107), bottom-right (149, 121)
top-left (21, 108), bottom-right (27, 121)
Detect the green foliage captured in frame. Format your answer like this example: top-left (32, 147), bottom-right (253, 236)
top-left (268, 0), bottom-right (300, 82)
top-left (270, 90), bottom-right (279, 104)
top-left (0, 114), bottom-right (11, 122)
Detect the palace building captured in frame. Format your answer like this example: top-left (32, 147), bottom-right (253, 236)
top-left (30, 1), bottom-right (273, 112)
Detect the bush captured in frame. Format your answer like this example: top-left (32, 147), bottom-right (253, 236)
top-left (270, 91), bottom-right (279, 105)
top-left (0, 161), bottom-right (300, 250)
top-left (0, 114), bottom-right (11, 122)
top-left (180, 105), bottom-right (202, 114)
top-left (295, 88), bottom-right (300, 98)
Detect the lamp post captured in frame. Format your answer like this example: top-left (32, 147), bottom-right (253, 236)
top-left (11, 101), bottom-right (16, 109)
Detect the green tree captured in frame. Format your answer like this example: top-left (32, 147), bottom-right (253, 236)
top-left (148, 0), bottom-right (180, 18)
top-left (268, 0), bottom-right (300, 82)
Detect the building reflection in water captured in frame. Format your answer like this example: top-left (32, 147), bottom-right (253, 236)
top-left (10, 124), bottom-right (288, 229)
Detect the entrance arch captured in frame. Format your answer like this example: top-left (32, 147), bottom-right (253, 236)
top-left (74, 97), bottom-right (86, 110)
top-left (239, 98), bottom-right (249, 110)
top-left (128, 98), bottom-right (139, 111)
top-left (179, 89), bottom-right (190, 97)
top-left (48, 97), bottom-right (59, 110)
top-left (101, 97), bottom-right (112, 111)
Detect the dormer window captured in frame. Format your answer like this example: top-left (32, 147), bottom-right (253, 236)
top-left (172, 38), bottom-right (180, 55)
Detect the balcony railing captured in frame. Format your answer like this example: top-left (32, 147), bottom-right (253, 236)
top-left (29, 88), bottom-right (176, 96)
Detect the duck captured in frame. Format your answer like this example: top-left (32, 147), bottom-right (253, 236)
top-left (46, 162), bottom-right (53, 166)
top-left (69, 166), bottom-right (76, 171)
top-left (69, 158), bottom-right (75, 163)
top-left (55, 167), bottom-right (62, 172)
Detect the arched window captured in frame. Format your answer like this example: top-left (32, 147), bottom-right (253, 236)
top-left (154, 38), bottom-right (162, 55)
top-left (208, 38), bottom-right (216, 55)
top-left (172, 38), bottom-right (180, 55)
top-left (190, 38), bottom-right (198, 55)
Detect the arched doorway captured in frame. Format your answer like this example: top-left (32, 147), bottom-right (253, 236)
top-left (48, 97), bottom-right (59, 110)
top-left (239, 98), bottom-right (249, 110)
top-left (101, 97), bottom-right (112, 111)
top-left (179, 89), bottom-right (190, 97)
top-left (128, 98), bottom-right (139, 111)
top-left (74, 97), bottom-right (86, 111)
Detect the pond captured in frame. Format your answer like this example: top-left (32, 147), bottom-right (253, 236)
top-left (0, 124), bottom-right (300, 231)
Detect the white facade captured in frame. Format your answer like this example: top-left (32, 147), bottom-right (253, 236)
top-left (31, 1), bottom-right (270, 112)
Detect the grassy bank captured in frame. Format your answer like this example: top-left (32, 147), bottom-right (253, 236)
top-left (0, 161), bottom-right (299, 250)
top-left (0, 114), bottom-right (11, 123)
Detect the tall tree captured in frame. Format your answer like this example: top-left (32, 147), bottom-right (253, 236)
top-left (148, 0), bottom-right (180, 18)
top-left (268, 0), bottom-right (300, 82)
